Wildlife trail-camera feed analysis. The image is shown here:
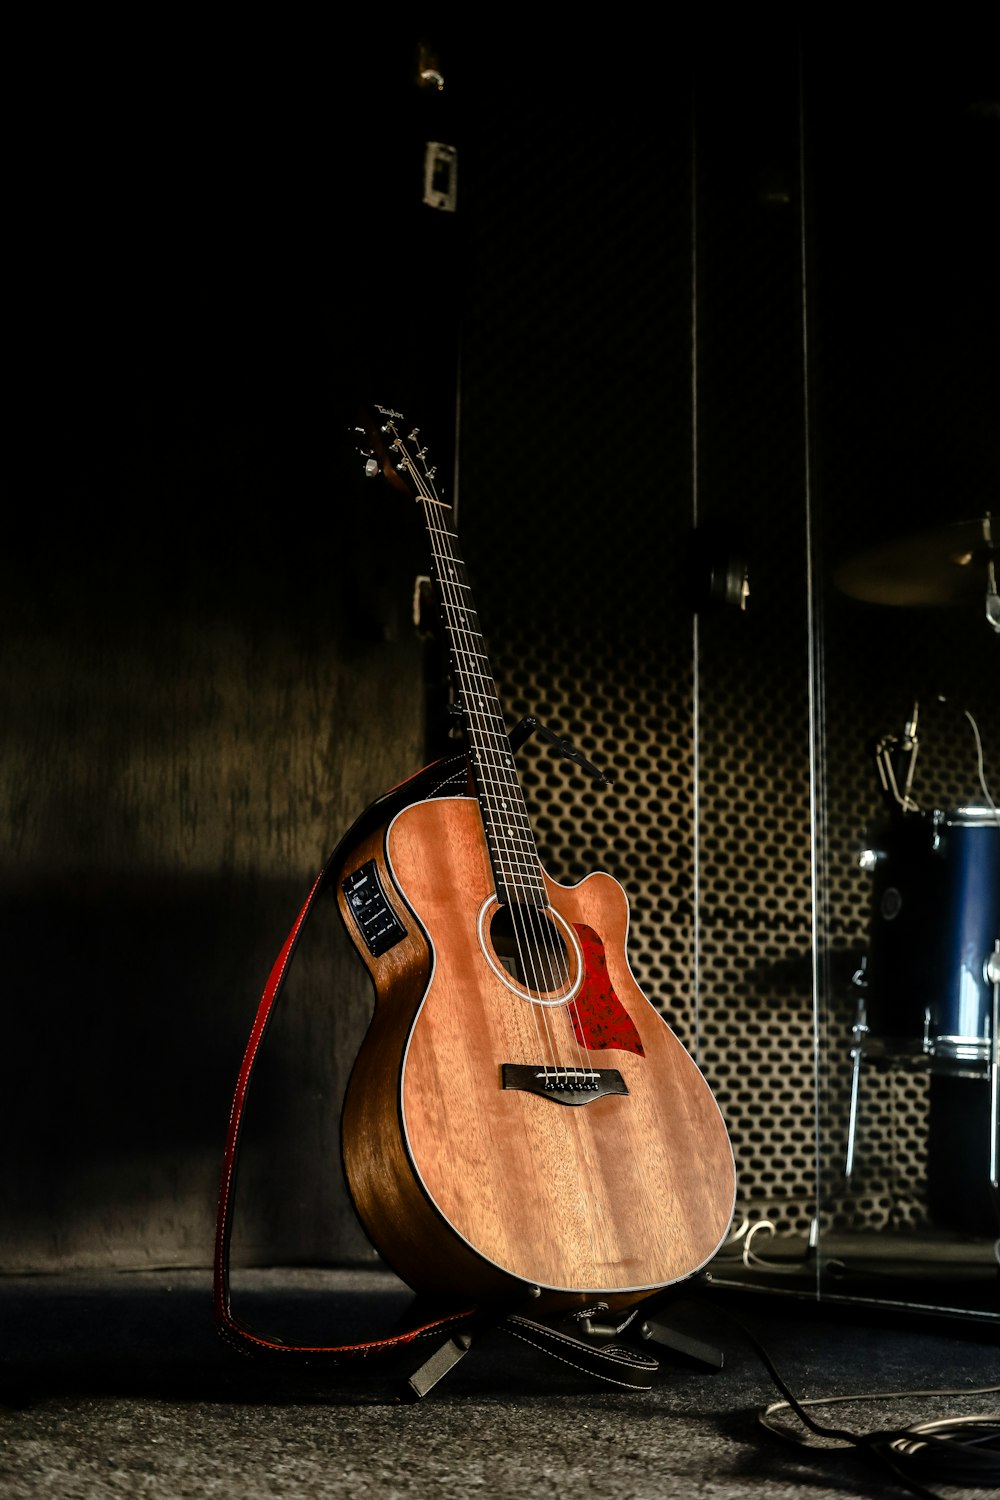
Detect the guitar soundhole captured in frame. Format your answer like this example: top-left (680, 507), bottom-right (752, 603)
top-left (489, 903), bottom-right (570, 997)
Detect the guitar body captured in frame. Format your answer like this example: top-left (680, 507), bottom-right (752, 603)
top-left (339, 792), bottom-right (736, 1314)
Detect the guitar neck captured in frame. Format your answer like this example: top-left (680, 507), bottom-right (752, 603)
top-left (380, 415), bottom-right (545, 909)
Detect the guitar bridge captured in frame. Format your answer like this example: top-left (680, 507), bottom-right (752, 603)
top-left (501, 1064), bottom-right (627, 1106)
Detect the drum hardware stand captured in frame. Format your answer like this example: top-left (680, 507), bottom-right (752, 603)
top-left (844, 973), bottom-right (868, 1182)
top-left (872, 701), bottom-right (921, 815)
top-left (842, 974), bottom-right (922, 1184)
top-left (988, 940), bottom-right (1000, 1235)
top-left (981, 511), bottom-right (999, 633)
top-left (845, 944), bottom-right (1000, 1242)
top-left (842, 963), bottom-right (926, 1182)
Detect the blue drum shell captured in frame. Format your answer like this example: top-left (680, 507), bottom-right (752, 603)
top-left (862, 806), bottom-right (1000, 1073)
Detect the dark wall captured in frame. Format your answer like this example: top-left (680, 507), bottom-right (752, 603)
top-left (5, 20), bottom-right (443, 1271)
top-left (3, 20), bottom-right (997, 1275)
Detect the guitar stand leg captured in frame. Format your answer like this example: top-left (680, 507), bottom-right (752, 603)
top-left (404, 1330), bottom-right (476, 1401)
top-left (402, 1309), bottom-right (725, 1396)
top-left (636, 1316), bottom-right (725, 1371)
top-left (401, 1295), bottom-right (727, 1398)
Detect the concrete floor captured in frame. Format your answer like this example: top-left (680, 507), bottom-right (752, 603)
top-left (0, 1266), bottom-right (997, 1498)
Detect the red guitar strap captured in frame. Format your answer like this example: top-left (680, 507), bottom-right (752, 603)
top-left (212, 849), bottom-right (483, 1373)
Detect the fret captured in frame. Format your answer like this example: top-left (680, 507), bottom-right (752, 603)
top-left (489, 846), bottom-right (540, 867)
top-left (482, 817), bottom-right (532, 838)
top-left (479, 774), bottom-right (529, 794)
top-left (450, 654), bottom-right (494, 673)
top-left (440, 618), bottom-right (483, 638)
top-left (471, 760), bottom-right (516, 780)
top-left (489, 836), bottom-right (543, 860)
top-left (467, 731), bottom-right (517, 752)
top-left (461, 713), bottom-right (508, 734)
top-left (480, 798), bottom-right (534, 823)
top-left (480, 797), bottom-right (533, 818)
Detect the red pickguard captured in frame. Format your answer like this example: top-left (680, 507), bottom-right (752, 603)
top-left (569, 923), bottom-right (645, 1055)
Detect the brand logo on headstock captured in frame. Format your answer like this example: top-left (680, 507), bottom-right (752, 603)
top-left (375, 404), bottom-right (405, 421)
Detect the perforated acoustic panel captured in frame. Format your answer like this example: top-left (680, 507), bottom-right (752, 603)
top-left (451, 38), bottom-right (999, 1252)
top-left (808, 45), bottom-right (1000, 1244)
top-left (453, 45), bottom-right (822, 1242)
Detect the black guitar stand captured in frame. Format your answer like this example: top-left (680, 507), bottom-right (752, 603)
top-left (404, 1289), bottom-right (726, 1401)
top-left (448, 710), bottom-right (613, 788)
top-left (513, 715), bottom-right (615, 787)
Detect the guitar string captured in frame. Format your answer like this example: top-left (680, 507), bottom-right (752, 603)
top-left (389, 423), bottom-right (557, 1073)
top-left (419, 465), bottom-right (573, 1071)
top-left (418, 463), bottom-right (568, 1075)
top-left (389, 422), bottom-right (590, 1082)
top-left (438, 551), bottom-right (593, 1084)
top-left (441, 558), bottom-right (588, 1082)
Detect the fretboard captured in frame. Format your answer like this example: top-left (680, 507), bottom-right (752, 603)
top-left (423, 499), bottom-right (546, 908)
top-left (375, 412), bottom-right (546, 908)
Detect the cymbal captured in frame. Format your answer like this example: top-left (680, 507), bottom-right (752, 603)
top-left (834, 515), bottom-right (996, 606)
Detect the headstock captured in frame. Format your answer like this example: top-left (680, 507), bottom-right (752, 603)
top-left (352, 404), bottom-right (441, 506)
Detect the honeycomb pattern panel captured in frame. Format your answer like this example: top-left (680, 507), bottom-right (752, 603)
top-left (816, 598), bottom-right (1000, 1237)
top-left (493, 627), bottom-right (697, 1044)
top-left (453, 36), bottom-right (998, 1250)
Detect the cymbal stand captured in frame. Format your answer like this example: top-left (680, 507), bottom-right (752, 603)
top-left (872, 702), bottom-right (920, 815)
top-left (988, 940), bottom-right (1000, 1234)
top-left (844, 973), bottom-right (868, 1183)
top-left (983, 512), bottom-right (999, 633)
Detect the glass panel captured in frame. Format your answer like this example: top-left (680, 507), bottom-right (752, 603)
top-left (697, 38), bottom-right (999, 1327)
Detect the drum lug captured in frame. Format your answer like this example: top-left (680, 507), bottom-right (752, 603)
top-left (987, 941), bottom-right (1000, 988)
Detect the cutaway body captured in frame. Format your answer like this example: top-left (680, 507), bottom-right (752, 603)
top-left (339, 794), bottom-right (736, 1314)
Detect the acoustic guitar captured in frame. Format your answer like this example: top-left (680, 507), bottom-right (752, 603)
top-left (337, 405), bottom-right (736, 1316)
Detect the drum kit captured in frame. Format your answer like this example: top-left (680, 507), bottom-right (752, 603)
top-left (834, 513), bottom-right (1000, 1233)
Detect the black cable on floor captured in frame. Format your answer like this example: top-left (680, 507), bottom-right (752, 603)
top-left (715, 1305), bottom-right (1000, 1500)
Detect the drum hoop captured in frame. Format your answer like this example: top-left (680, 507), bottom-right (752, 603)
top-left (944, 804), bottom-right (1000, 828)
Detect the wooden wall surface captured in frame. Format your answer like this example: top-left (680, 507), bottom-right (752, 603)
top-left (3, 20), bottom-right (996, 1279)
